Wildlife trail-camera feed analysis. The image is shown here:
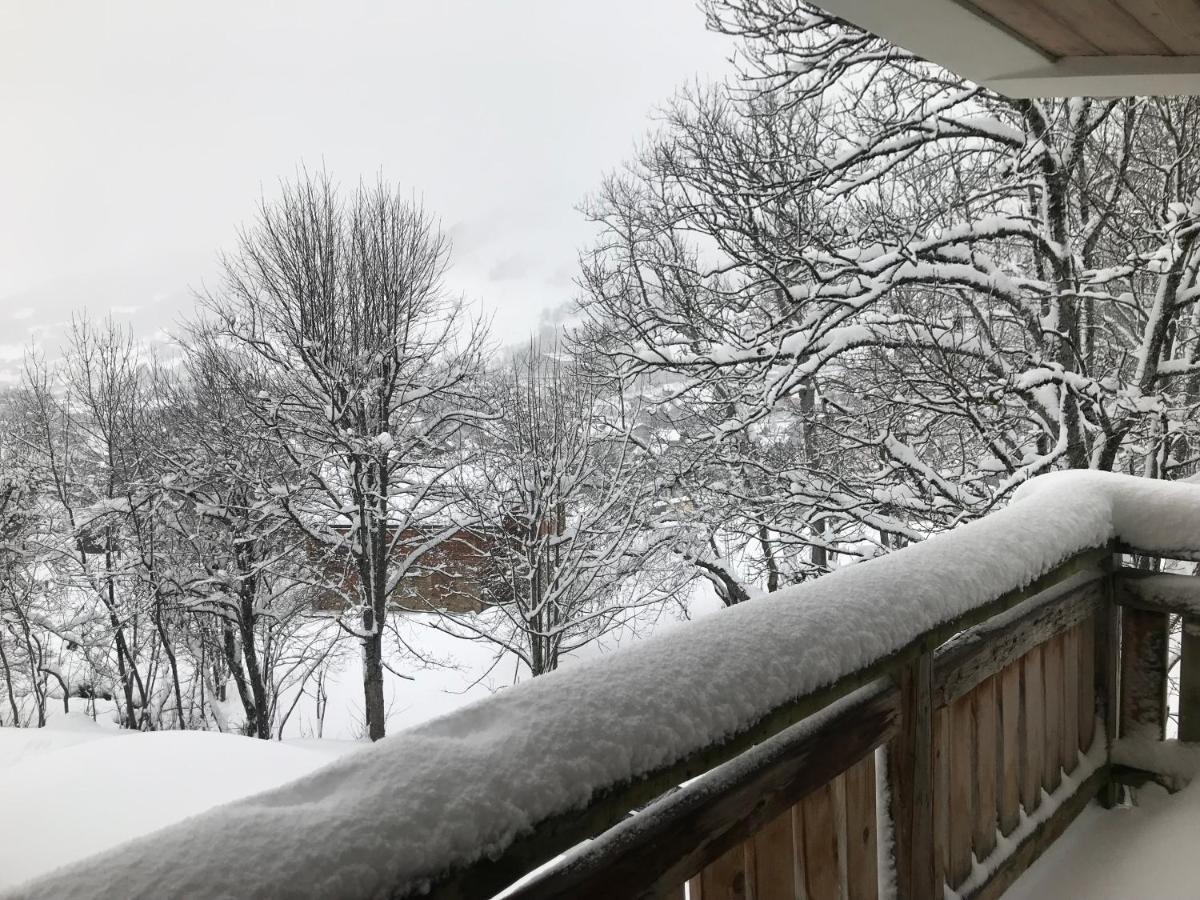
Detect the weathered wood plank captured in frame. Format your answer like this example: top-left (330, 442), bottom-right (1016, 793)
top-left (700, 844), bottom-right (749, 900)
top-left (800, 782), bottom-right (841, 900)
top-left (1119, 606), bottom-right (1169, 741)
top-left (1020, 644), bottom-right (1044, 815)
top-left (933, 708), bottom-right (949, 892)
top-left (972, 678), bottom-right (998, 861)
top-left (507, 686), bottom-right (898, 899)
top-left (748, 810), bottom-right (796, 900)
top-left (948, 693), bottom-right (974, 889)
top-left (843, 756), bottom-right (878, 900)
top-left (1180, 616), bottom-right (1200, 743)
top-left (688, 874), bottom-right (703, 900)
top-left (1062, 626), bottom-right (1080, 774)
top-left (791, 804), bottom-right (807, 900)
top-left (934, 578), bottom-right (1103, 708)
top-left (1042, 634), bottom-right (1064, 793)
top-left (961, 765), bottom-right (1109, 900)
top-left (1097, 572), bottom-right (1121, 808)
top-left (997, 663), bottom-right (1021, 836)
top-left (887, 653), bottom-right (936, 900)
top-left (423, 549), bottom-right (1113, 899)
top-left (1078, 613), bottom-right (1096, 753)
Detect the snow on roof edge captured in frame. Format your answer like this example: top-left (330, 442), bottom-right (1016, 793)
top-left (13, 471), bottom-right (1200, 900)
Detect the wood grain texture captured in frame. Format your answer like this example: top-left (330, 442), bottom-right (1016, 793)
top-left (1062, 625), bottom-right (1080, 774)
top-left (998, 663), bottom-right (1022, 836)
top-left (1119, 606), bottom-right (1169, 741)
top-left (844, 756), bottom-right (878, 900)
top-left (887, 653), bottom-right (936, 900)
top-left (800, 782), bottom-right (842, 900)
top-left (700, 844), bottom-right (749, 900)
top-left (933, 707), bottom-right (949, 893)
top-left (1020, 644), bottom-right (1044, 815)
top-left (1179, 615), bottom-right (1200, 742)
top-left (962, 766), bottom-right (1109, 900)
top-left (1042, 634), bottom-right (1064, 793)
top-left (1078, 614), bottom-right (1096, 753)
top-left (748, 811), bottom-right (796, 900)
top-left (934, 579), bottom-right (1102, 709)
top-left (1097, 574), bottom-right (1122, 809)
top-left (972, 678), bottom-right (999, 861)
top-left (948, 694), bottom-right (975, 889)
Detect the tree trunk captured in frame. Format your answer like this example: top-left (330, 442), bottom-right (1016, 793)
top-left (362, 627), bottom-right (386, 741)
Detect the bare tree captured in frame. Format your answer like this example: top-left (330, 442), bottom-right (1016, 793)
top-left (580, 1), bottom-right (1200, 569)
top-left (194, 172), bottom-right (490, 740)
top-left (439, 344), bottom-right (683, 676)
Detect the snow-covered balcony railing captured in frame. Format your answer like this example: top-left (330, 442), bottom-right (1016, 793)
top-left (16, 471), bottom-right (1200, 900)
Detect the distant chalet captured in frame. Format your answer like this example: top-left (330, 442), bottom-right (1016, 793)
top-left (310, 525), bottom-right (504, 615)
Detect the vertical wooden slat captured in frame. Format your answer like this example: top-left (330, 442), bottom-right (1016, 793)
top-left (1020, 644), bottom-right (1044, 815)
top-left (1179, 616), bottom-right (1200, 742)
top-left (997, 663), bottom-right (1021, 836)
top-left (750, 810), bottom-right (796, 900)
top-left (947, 692), bottom-right (974, 889)
top-left (689, 874), bottom-right (704, 900)
top-left (832, 775), bottom-right (849, 900)
top-left (1062, 626), bottom-right (1080, 775)
top-left (1098, 573), bottom-right (1122, 808)
top-left (887, 653), bottom-right (935, 900)
top-left (699, 843), bottom-right (749, 900)
top-left (1120, 606), bottom-right (1169, 741)
top-left (801, 782), bottom-right (842, 900)
top-left (1041, 634), bottom-right (1064, 793)
top-left (1078, 612), bottom-right (1096, 753)
top-left (972, 677), bottom-right (998, 862)
top-left (932, 708), bottom-right (949, 893)
top-left (843, 756), bottom-right (878, 900)
top-left (792, 803), bottom-right (809, 900)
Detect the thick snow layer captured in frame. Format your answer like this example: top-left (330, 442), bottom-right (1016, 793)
top-left (0, 722), bottom-right (362, 892)
top-left (15, 471), bottom-right (1200, 899)
top-left (1112, 736), bottom-right (1200, 783)
top-left (1005, 780), bottom-right (1200, 900)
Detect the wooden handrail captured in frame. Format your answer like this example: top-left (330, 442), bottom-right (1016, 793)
top-left (415, 547), bottom-right (1113, 899)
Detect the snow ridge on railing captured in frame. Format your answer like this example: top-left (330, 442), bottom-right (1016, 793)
top-left (11, 471), bottom-right (1200, 900)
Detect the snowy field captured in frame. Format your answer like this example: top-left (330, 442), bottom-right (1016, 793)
top-left (0, 717), bottom-right (360, 890)
top-left (1006, 782), bottom-right (1200, 900)
top-left (0, 600), bottom-right (713, 893)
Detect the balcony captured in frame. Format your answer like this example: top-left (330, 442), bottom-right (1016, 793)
top-left (14, 469), bottom-right (1200, 899)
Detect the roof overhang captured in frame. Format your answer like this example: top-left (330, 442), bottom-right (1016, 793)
top-left (813, 0), bottom-right (1200, 97)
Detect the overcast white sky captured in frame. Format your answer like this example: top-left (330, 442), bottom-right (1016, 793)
top-left (0, 1), bottom-right (730, 371)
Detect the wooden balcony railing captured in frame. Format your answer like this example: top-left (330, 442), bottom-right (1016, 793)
top-left (16, 472), bottom-right (1200, 900)
top-left (490, 545), bottom-right (1197, 900)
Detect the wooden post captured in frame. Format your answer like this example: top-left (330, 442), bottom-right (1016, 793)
top-left (1096, 563), bottom-right (1122, 808)
top-left (888, 652), bottom-right (936, 900)
top-left (1119, 605), bottom-right (1169, 741)
top-left (1180, 616), bottom-right (1200, 742)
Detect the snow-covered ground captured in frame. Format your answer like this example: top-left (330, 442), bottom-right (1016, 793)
top-left (1006, 782), bottom-right (1200, 900)
top-left (0, 715), bottom-right (361, 891)
top-left (0, 599), bottom-right (713, 893)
